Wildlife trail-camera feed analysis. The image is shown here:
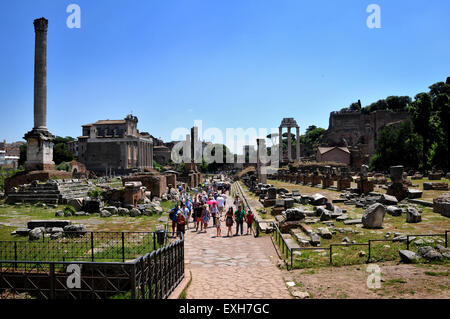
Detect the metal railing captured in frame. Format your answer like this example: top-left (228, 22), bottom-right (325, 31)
top-left (271, 222), bottom-right (449, 270)
top-left (0, 236), bottom-right (184, 299)
top-left (232, 181), bottom-right (261, 238)
top-left (0, 231), bottom-right (171, 264)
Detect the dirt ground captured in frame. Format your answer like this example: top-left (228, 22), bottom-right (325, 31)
top-left (283, 261), bottom-right (450, 299)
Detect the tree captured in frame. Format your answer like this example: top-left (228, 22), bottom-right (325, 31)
top-left (19, 144), bottom-right (27, 166)
top-left (408, 93), bottom-right (433, 169)
top-left (370, 119), bottom-right (422, 171)
top-left (300, 125), bottom-right (325, 154)
top-left (53, 136), bottom-right (75, 165)
top-left (385, 96), bottom-right (411, 112)
top-left (349, 101), bottom-right (361, 111)
top-left (430, 85), bottom-right (450, 170)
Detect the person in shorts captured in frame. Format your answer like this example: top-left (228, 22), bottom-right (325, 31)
top-left (225, 207), bottom-right (234, 237)
top-left (245, 210), bottom-right (255, 236)
top-left (176, 211), bottom-right (186, 239)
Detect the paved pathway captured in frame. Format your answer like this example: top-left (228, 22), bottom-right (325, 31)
top-left (185, 194), bottom-right (291, 299)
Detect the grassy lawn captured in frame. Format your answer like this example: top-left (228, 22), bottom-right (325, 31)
top-left (0, 198), bottom-right (178, 263)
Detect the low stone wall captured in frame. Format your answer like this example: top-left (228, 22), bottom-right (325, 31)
top-left (4, 170), bottom-right (72, 193)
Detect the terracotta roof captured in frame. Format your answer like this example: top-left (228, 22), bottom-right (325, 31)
top-left (94, 120), bottom-right (126, 125)
top-left (318, 146), bottom-right (350, 154)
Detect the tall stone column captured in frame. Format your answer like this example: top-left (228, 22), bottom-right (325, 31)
top-left (278, 127), bottom-right (283, 164)
top-left (296, 126), bottom-right (300, 161)
top-left (33, 18), bottom-right (48, 130)
top-left (287, 127), bottom-right (292, 162)
top-left (24, 17), bottom-right (55, 171)
top-left (257, 138), bottom-right (267, 184)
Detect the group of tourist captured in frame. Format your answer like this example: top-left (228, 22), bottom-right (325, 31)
top-left (168, 180), bottom-right (255, 239)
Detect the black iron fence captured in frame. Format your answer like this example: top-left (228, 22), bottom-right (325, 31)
top-left (272, 223), bottom-right (449, 270)
top-left (0, 231), bottom-right (170, 263)
top-left (0, 236), bottom-right (184, 299)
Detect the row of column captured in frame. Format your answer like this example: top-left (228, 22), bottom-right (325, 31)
top-left (122, 140), bottom-right (153, 169)
top-left (279, 126), bottom-right (300, 163)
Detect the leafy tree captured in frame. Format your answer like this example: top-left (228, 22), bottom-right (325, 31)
top-left (300, 125), bottom-right (325, 154)
top-left (385, 96), bottom-right (411, 112)
top-left (370, 119), bottom-right (422, 171)
top-left (53, 136), bottom-right (75, 164)
top-left (408, 93), bottom-right (433, 169)
top-left (153, 160), bottom-right (164, 171)
top-left (349, 101), bottom-right (361, 111)
top-left (430, 86), bottom-right (450, 170)
top-left (19, 144), bottom-right (27, 166)
top-left (372, 79), bottom-right (450, 171)
top-left (55, 161), bottom-right (70, 172)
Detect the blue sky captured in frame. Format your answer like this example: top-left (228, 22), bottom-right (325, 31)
top-left (0, 0), bottom-right (449, 152)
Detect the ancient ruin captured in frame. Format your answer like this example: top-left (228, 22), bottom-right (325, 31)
top-left (279, 118), bottom-right (300, 164)
top-left (5, 18), bottom-right (72, 192)
top-left (77, 114), bottom-right (153, 175)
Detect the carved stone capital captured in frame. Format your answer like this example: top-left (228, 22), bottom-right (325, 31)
top-left (34, 17), bottom-right (48, 32)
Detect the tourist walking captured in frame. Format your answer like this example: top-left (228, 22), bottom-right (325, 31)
top-left (181, 203), bottom-right (190, 230)
top-left (217, 194), bottom-right (225, 214)
top-left (245, 210), bottom-right (255, 236)
top-left (225, 207), bottom-right (234, 237)
top-left (233, 195), bottom-right (241, 210)
top-left (201, 204), bottom-right (210, 233)
top-left (210, 203), bottom-right (218, 226)
top-left (216, 211), bottom-right (222, 237)
top-left (176, 210), bottom-right (186, 239)
top-left (193, 202), bottom-right (203, 231)
top-left (169, 205), bottom-right (180, 237)
top-left (234, 205), bottom-right (246, 236)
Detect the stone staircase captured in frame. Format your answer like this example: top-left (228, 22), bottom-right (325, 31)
top-left (58, 180), bottom-right (93, 202)
top-left (6, 180), bottom-right (94, 205)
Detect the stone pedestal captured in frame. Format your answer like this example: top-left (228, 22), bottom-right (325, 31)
top-left (337, 179), bottom-right (351, 191)
top-left (357, 179), bottom-right (374, 194)
top-left (322, 176), bottom-right (333, 189)
top-left (24, 128), bottom-right (55, 171)
top-left (386, 165), bottom-right (409, 201)
top-left (304, 174), bottom-right (312, 185)
top-left (312, 174), bottom-right (321, 186)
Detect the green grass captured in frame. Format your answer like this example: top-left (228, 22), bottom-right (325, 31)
top-left (0, 199), bottom-right (178, 262)
top-left (178, 270), bottom-right (193, 299)
top-left (0, 232), bottom-right (159, 263)
top-left (264, 177), bottom-right (450, 269)
top-left (424, 271), bottom-right (449, 277)
top-left (386, 278), bottom-right (407, 285)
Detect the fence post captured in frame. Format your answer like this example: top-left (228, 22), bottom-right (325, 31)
top-left (445, 231), bottom-right (448, 248)
top-left (367, 241), bottom-right (371, 262)
top-left (330, 246), bottom-right (333, 264)
top-left (14, 241), bottom-right (17, 270)
top-left (91, 232), bottom-right (94, 262)
top-left (122, 232), bottom-right (125, 263)
top-left (49, 263), bottom-right (55, 299)
top-left (406, 235), bottom-right (410, 250)
top-left (130, 264), bottom-right (136, 299)
top-left (153, 232), bottom-right (156, 251)
top-left (290, 249), bottom-right (293, 270)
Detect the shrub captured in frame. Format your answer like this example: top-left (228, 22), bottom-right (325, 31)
top-left (88, 189), bottom-right (103, 199)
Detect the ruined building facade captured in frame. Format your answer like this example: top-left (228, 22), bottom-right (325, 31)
top-left (77, 115), bottom-right (153, 175)
top-left (321, 110), bottom-right (409, 168)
